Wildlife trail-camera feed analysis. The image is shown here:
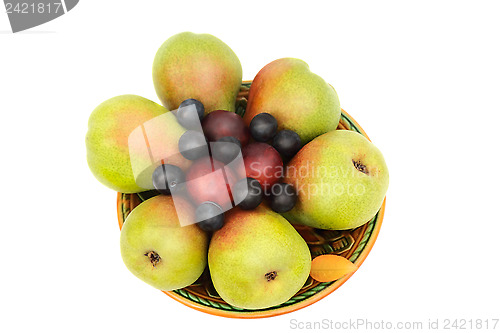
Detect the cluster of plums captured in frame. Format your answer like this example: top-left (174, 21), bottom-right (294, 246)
top-left (152, 99), bottom-right (303, 232)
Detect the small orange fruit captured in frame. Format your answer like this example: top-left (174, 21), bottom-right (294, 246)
top-left (310, 255), bottom-right (357, 282)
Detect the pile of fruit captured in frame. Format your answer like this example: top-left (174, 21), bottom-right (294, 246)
top-left (86, 32), bottom-right (389, 311)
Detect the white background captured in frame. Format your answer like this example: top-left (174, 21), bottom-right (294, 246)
top-left (1, 1), bottom-right (499, 332)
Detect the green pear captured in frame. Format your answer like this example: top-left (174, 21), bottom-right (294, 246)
top-left (120, 195), bottom-right (209, 291)
top-left (86, 95), bottom-right (190, 193)
top-left (283, 130), bottom-right (389, 230)
top-left (243, 58), bottom-right (341, 143)
top-left (153, 32), bottom-right (242, 114)
top-left (208, 205), bottom-right (311, 309)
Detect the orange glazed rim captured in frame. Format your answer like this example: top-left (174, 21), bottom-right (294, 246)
top-left (116, 81), bottom-right (386, 319)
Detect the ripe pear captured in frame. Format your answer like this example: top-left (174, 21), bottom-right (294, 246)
top-left (283, 130), bottom-right (389, 230)
top-left (86, 95), bottom-right (189, 193)
top-left (120, 195), bottom-right (209, 291)
top-left (153, 32), bottom-right (242, 114)
top-left (244, 58), bottom-right (341, 143)
top-left (208, 205), bottom-right (311, 309)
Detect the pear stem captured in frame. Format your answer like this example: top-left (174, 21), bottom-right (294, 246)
top-left (352, 160), bottom-right (369, 175)
top-left (265, 271), bottom-right (277, 281)
top-left (144, 251), bottom-right (161, 267)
